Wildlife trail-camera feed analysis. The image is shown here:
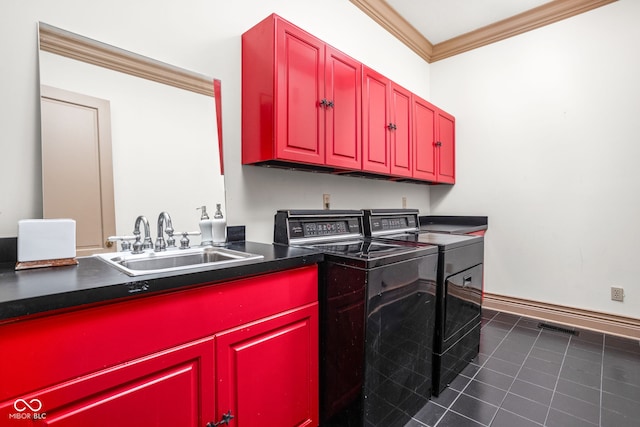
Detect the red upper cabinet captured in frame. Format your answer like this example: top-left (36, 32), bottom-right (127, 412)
top-left (362, 67), bottom-right (413, 178)
top-left (243, 14), bottom-right (456, 184)
top-left (362, 66), bottom-right (390, 174)
top-left (413, 94), bottom-right (456, 183)
top-left (413, 95), bottom-right (437, 181)
top-left (325, 46), bottom-right (362, 169)
top-left (275, 20), bottom-right (324, 164)
top-left (436, 108), bottom-right (456, 184)
top-left (242, 14), bottom-right (361, 169)
top-left (389, 83), bottom-right (412, 178)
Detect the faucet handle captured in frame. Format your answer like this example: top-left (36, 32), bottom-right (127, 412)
top-left (142, 236), bottom-right (154, 249)
top-left (178, 231), bottom-right (201, 249)
top-left (107, 235), bottom-right (137, 252)
top-left (132, 239), bottom-right (144, 254)
top-left (166, 228), bottom-right (176, 248)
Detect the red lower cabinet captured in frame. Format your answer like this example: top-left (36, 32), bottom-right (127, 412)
top-left (0, 338), bottom-right (216, 426)
top-left (217, 304), bottom-right (318, 427)
top-left (0, 266), bottom-right (319, 427)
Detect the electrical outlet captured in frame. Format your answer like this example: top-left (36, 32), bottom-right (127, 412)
top-left (611, 286), bottom-right (624, 302)
top-left (323, 193), bottom-right (330, 210)
top-left (402, 197), bottom-right (407, 209)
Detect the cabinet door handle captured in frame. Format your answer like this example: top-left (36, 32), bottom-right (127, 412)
top-left (326, 100), bottom-right (334, 108)
top-left (387, 123), bottom-right (397, 130)
top-left (435, 141), bottom-right (442, 147)
top-left (207, 410), bottom-right (234, 426)
top-left (319, 99), bottom-right (328, 108)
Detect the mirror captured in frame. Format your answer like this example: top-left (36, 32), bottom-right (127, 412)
top-left (38, 23), bottom-right (225, 254)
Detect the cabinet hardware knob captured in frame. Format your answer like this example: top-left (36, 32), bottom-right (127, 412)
top-left (319, 99), bottom-right (328, 107)
top-left (207, 410), bottom-right (234, 426)
top-left (387, 123), bottom-right (397, 130)
top-left (326, 100), bottom-right (334, 108)
top-left (435, 141), bottom-right (442, 147)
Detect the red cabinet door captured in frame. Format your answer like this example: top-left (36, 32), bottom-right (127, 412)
top-left (325, 46), bottom-right (362, 169)
top-left (362, 66), bottom-right (390, 174)
top-left (413, 95), bottom-right (437, 181)
top-left (0, 338), bottom-right (215, 427)
top-left (243, 15), bottom-right (363, 170)
top-left (436, 109), bottom-right (456, 183)
top-left (413, 95), bottom-right (456, 183)
top-left (389, 83), bottom-right (412, 177)
top-left (275, 20), bottom-right (325, 165)
top-left (216, 303), bottom-right (319, 427)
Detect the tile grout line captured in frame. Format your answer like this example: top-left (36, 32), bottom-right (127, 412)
top-left (407, 311), bottom-right (505, 427)
top-left (484, 317), bottom-right (545, 427)
top-left (443, 314), bottom-right (531, 426)
top-left (599, 335), bottom-right (605, 427)
top-left (541, 331), bottom-right (572, 426)
top-left (432, 311), bottom-right (510, 427)
top-left (543, 334), bottom-right (605, 426)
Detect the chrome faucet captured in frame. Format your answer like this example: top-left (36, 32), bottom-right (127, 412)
top-left (155, 211), bottom-right (175, 251)
top-left (132, 215), bottom-right (153, 254)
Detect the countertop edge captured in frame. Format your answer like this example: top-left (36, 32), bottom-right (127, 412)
top-left (419, 215), bottom-right (488, 234)
top-left (0, 242), bottom-right (323, 323)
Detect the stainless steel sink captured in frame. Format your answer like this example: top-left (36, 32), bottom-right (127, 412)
top-left (95, 247), bottom-right (264, 276)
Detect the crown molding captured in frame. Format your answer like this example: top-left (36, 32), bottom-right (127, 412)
top-left (38, 22), bottom-right (214, 97)
top-left (349, 0), bottom-right (433, 62)
top-left (431, 0), bottom-right (618, 62)
top-left (351, 0), bottom-right (617, 63)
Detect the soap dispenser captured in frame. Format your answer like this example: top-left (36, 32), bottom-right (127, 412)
top-left (211, 203), bottom-right (227, 246)
top-left (198, 206), bottom-right (214, 246)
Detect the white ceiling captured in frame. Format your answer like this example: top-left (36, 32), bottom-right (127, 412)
top-left (385, 0), bottom-right (552, 44)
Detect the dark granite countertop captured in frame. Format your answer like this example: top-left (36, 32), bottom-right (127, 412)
top-left (0, 241), bottom-right (323, 323)
top-left (419, 215), bottom-right (488, 234)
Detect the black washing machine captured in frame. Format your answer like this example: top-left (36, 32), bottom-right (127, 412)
top-left (274, 210), bottom-right (438, 426)
top-left (364, 209), bottom-right (484, 396)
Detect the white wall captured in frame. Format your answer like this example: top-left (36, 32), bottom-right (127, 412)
top-left (429, 0), bottom-right (640, 319)
top-left (0, 0), bottom-right (432, 242)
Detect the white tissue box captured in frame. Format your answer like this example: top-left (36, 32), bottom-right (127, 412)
top-left (17, 219), bottom-right (77, 262)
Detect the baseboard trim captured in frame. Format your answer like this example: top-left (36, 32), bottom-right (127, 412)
top-left (483, 293), bottom-right (640, 340)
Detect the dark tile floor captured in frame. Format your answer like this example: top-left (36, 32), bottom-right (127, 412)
top-left (408, 309), bottom-right (640, 427)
